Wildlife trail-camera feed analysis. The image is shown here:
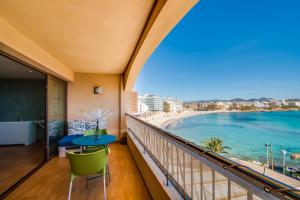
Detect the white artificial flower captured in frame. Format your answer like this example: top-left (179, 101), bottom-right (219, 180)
top-left (80, 106), bottom-right (112, 129)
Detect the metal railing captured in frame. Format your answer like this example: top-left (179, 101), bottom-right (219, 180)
top-left (126, 114), bottom-right (300, 200)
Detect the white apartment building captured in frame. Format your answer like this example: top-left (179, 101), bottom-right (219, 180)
top-left (164, 99), bottom-right (183, 112)
top-left (282, 99), bottom-right (289, 106)
top-left (138, 99), bottom-right (149, 113)
top-left (138, 94), bottom-right (183, 112)
top-left (138, 94), bottom-right (165, 112)
top-left (216, 102), bottom-right (230, 110)
top-left (269, 100), bottom-right (283, 107)
top-left (288, 101), bottom-right (300, 107)
top-left (166, 98), bottom-right (183, 112)
top-left (254, 101), bottom-right (267, 108)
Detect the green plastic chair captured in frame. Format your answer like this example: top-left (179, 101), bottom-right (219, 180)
top-left (83, 146), bottom-right (111, 182)
top-left (83, 146), bottom-right (108, 153)
top-left (67, 149), bottom-right (108, 200)
top-left (84, 128), bottom-right (111, 153)
top-left (83, 128), bottom-right (111, 181)
top-left (84, 129), bottom-right (108, 136)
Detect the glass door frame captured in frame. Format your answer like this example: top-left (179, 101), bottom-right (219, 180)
top-left (0, 50), bottom-right (67, 198)
top-left (0, 52), bottom-right (47, 198)
top-left (45, 74), bottom-right (68, 160)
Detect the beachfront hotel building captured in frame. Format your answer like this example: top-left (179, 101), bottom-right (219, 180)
top-left (139, 94), bottom-right (183, 113)
top-left (139, 94), bottom-right (165, 112)
top-left (0, 1), bottom-right (299, 200)
top-left (138, 100), bottom-right (149, 113)
top-left (164, 98), bottom-right (183, 112)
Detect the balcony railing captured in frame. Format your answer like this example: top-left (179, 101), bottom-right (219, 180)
top-left (125, 114), bottom-right (300, 200)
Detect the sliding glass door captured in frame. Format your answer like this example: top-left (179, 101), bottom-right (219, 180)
top-left (0, 55), bottom-right (46, 196)
top-left (47, 75), bottom-right (66, 159)
top-left (0, 54), bottom-right (67, 198)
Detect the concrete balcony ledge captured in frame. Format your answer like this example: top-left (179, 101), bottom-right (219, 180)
top-left (127, 133), bottom-right (183, 200)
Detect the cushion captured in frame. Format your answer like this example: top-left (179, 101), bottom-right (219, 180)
top-left (68, 120), bottom-right (86, 135)
top-left (58, 134), bottom-right (84, 147)
top-left (85, 121), bottom-right (97, 130)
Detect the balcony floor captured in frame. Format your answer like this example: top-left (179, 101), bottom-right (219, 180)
top-left (6, 143), bottom-right (151, 200)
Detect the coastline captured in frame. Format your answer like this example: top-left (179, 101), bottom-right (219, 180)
top-left (137, 110), bottom-right (300, 187)
top-left (160, 110), bottom-right (237, 129)
top-left (139, 110), bottom-right (239, 129)
top-left (139, 109), bottom-right (300, 130)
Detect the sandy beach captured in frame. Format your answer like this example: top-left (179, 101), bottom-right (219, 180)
top-left (139, 110), bottom-right (237, 129)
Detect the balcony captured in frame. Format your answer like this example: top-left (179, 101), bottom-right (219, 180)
top-left (0, 1), bottom-right (199, 197)
top-left (4, 114), bottom-right (300, 200)
top-left (1, 1), bottom-right (300, 199)
top-left (6, 143), bottom-right (151, 200)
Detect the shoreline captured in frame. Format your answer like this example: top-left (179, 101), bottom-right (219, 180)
top-left (137, 110), bottom-right (300, 188)
top-left (161, 110), bottom-right (239, 129)
top-left (139, 110), bottom-right (240, 129)
top-left (139, 109), bottom-right (300, 130)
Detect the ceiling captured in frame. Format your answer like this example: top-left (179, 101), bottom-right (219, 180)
top-left (0, 0), bottom-right (155, 74)
top-left (0, 55), bottom-right (45, 79)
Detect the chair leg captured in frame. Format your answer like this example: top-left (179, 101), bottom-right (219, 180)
top-left (103, 173), bottom-right (107, 200)
top-left (68, 181), bottom-right (73, 200)
top-left (85, 176), bottom-right (88, 188)
top-left (106, 164), bottom-right (111, 183)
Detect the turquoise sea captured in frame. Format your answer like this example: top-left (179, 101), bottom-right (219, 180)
top-left (166, 111), bottom-right (300, 168)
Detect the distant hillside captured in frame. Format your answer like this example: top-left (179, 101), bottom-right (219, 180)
top-left (184, 97), bottom-right (275, 104)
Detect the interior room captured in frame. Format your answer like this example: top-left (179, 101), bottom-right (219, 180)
top-left (0, 55), bottom-right (46, 195)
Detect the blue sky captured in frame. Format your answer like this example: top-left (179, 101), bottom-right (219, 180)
top-left (134, 0), bottom-right (300, 101)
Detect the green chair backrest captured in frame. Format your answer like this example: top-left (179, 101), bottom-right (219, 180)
top-left (84, 129), bottom-right (107, 136)
top-left (101, 129), bottom-right (108, 135)
top-left (84, 129), bottom-right (95, 136)
top-left (83, 146), bottom-right (108, 154)
top-left (67, 149), bottom-right (107, 177)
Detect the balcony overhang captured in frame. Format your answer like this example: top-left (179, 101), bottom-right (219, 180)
top-left (123, 0), bottom-right (199, 91)
top-left (0, 0), bottom-right (198, 86)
